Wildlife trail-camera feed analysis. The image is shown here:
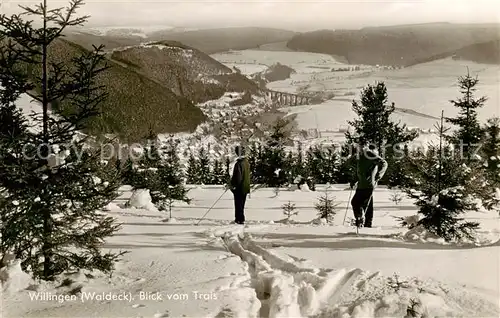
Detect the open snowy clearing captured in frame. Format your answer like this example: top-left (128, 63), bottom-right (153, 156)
top-left (3, 185), bottom-right (499, 318)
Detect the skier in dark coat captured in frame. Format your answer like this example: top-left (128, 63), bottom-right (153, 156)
top-left (229, 145), bottom-right (251, 224)
top-left (350, 144), bottom-right (388, 227)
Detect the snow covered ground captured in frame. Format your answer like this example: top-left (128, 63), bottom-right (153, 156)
top-left (3, 185), bottom-right (499, 318)
top-left (210, 50), bottom-right (345, 74)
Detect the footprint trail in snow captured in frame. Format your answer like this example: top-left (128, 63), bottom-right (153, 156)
top-left (203, 225), bottom-right (500, 318)
top-left (207, 225), bottom-right (364, 318)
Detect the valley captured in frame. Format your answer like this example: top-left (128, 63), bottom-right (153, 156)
top-left (14, 28), bottom-right (500, 156)
top-left (43, 23), bottom-right (499, 148)
top-left (210, 48), bottom-right (499, 145)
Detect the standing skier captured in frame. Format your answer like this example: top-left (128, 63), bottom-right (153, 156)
top-left (228, 145), bottom-right (251, 224)
top-left (350, 144), bottom-right (388, 228)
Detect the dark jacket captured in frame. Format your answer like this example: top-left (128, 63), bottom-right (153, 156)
top-left (231, 157), bottom-right (251, 194)
top-left (356, 149), bottom-right (388, 189)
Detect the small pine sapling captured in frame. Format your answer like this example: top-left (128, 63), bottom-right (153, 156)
top-left (390, 191), bottom-right (404, 205)
top-left (393, 214), bottom-right (420, 229)
top-left (158, 185), bottom-right (190, 220)
top-left (387, 273), bottom-right (410, 293)
top-left (282, 201), bottom-right (298, 222)
top-left (315, 188), bottom-right (339, 223)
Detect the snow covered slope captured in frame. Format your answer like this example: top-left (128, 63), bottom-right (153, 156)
top-left (2, 185), bottom-right (499, 317)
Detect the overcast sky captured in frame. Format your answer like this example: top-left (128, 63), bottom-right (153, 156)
top-left (2, 0), bottom-right (500, 31)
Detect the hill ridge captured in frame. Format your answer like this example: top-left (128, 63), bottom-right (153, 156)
top-left (64, 26), bottom-right (298, 54)
top-left (108, 40), bottom-right (260, 104)
top-left (22, 37), bottom-right (207, 142)
top-left (286, 23), bottom-right (500, 66)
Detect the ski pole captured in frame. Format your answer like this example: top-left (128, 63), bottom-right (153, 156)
top-left (342, 182), bottom-right (356, 225)
top-left (364, 185), bottom-right (377, 219)
top-left (366, 181), bottom-right (378, 209)
top-left (195, 188), bottom-right (228, 226)
top-left (359, 181), bottom-right (377, 229)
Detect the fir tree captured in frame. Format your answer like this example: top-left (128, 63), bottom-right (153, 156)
top-left (186, 152), bottom-right (199, 184)
top-left (401, 111), bottom-right (481, 241)
top-left (336, 143), bottom-right (358, 185)
top-left (261, 118), bottom-right (292, 187)
top-left (0, 0), bottom-right (125, 279)
top-left (211, 158), bottom-right (226, 185)
top-left (120, 157), bottom-right (135, 186)
top-left (387, 143), bottom-right (410, 186)
top-left (305, 146), bottom-right (321, 185)
top-left (197, 146), bottom-right (212, 185)
top-left (345, 82), bottom-right (418, 186)
top-left (150, 137), bottom-right (190, 218)
top-left (282, 201), bottom-right (298, 222)
top-left (446, 71), bottom-right (486, 159)
top-left (224, 156), bottom-right (231, 183)
top-left (285, 151), bottom-right (295, 184)
top-left (291, 142), bottom-right (305, 181)
top-left (292, 143), bottom-right (315, 190)
top-left (308, 145), bottom-right (338, 184)
top-left (247, 142), bottom-right (259, 182)
top-left (130, 130), bottom-right (162, 190)
top-left (444, 73), bottom-right (497, 209)
top-left (248, 142), bottom-right (265, 185)
top-left (314, 188), bottom-right (339, 223)
top-left (482, 117), bottom-right (500, 186)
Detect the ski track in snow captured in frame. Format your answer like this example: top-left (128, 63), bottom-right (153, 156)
top-left (4, 220), bottom-right (499, 318)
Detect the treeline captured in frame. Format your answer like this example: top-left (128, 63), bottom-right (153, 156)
top-left (121, 75), bottom-right (500, 243)
top-left (122, 78), bottom-right (500, 196)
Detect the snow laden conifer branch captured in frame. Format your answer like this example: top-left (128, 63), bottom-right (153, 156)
top-left (444, 72), bottom-right (498, 209)
top-left (482, 117), bottom-right (500, 189)
top-left (0, 0), bottom-right (125, 280)
top-left (401, 110), bottom-right (480, 242)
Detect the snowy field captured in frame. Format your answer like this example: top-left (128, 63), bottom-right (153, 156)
top-left (3, 185), bottom-right (499, 318)
top-left (211, 50), bottom-right (500, 133)
top-left (211, 50), bottom-right (345, 75)
top-left (283, 59), bottom-right (500, 132)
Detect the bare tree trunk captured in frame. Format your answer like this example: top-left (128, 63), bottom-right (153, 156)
top-left (41, 0), bottom-right (53, 280)
top-left (438, 110), bottom-right (444, 192)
